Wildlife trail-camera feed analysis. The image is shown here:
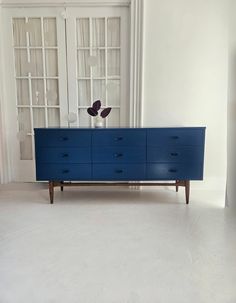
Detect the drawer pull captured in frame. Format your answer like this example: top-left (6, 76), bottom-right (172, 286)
top-left (115, 137), bottom-right (123, 141)
top-left (62, 153), bottom-right (69, 158)
top-left (61, 137), bottom-right (69, 141)
top-left (114, 153), bottom-right (123, 158)
top-left (62, 169), bottom-right (70, 174)
top-left (171, 136), bottom-right (179, 140)
top-left (170, 152), bottom-right (178, 156)
top-left (168, 169), bottom-right (177, 173)
top-left (115, 169), bottom-right (123, 174)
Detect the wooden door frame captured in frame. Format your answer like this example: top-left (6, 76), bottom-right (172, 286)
top-left (0, 0), bottom-right (144, 183)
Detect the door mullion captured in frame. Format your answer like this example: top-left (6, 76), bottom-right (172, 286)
top-left (26, 18), bottom-right (34, 159)
top-left (28, 73), bottom-right (34, 159)
top-left (105, 17), bottom-right (108, 127)
top-left (64, 13), bottom-right (78, 127)
top-left (89, 17), bottom-right (93, 127)
top-left (41, 17), bottom-right (48, 127)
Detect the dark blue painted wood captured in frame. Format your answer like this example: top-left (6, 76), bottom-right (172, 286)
top-left (34, 127), bottom-right (205, 182)
top-left (93, 146), bottom-right (146, 163)
top-left (147, 128), bottom-right (205, 146)
top-left (92, 129), bottom-right (146, 146)
top-left (36, 147), bottom-right (91, 163)
top-left (35, 129), bottom-right (91, 147)
top-left (147, 146), bottom-right (204, 163)
top-left (36, 164), bottom-right (91, 180)
top-left (93, 164), bottom-right (146, 180)
top-left (147, 163), bottom-right (203, 180)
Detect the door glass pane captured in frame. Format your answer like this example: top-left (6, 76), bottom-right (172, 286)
top-left (18, 108), bottom-right (31, 132)
top-left (28, 18), bottom-right (42, 47)
top-left (33, 108), bottom-right (45, 128)
top-left (107, 49), bottom-right (120, 76)
top-left (16, 80), bottom-right (30, 105)
top-left (44, 18), bottom-right (57, 46)
top-left (13, 18), bottom-right (27, 46)
top-left (45, 50), bottom-right (58, 76)
top-left (31, 79), bottom-right (44, 105)
top-left (92, 18), bottom-right (105, 47)
top-left (78, 80), bottom-right (91, 106)
top-left (77, 18), bottom-right (89, 47)
top-left (15, 49), bottom-right (28, 76)
top-left (79, 109), bottom-right (90, 126)
top-left (93, 80), bottom-right (106, 102)
top-left (77, 50), bottom-right (90, 77)
top-left (106, 108), bottom-right (120, 127)
top-left (30, 49), bottom-right (43, 76)
top-left (48, 108), bottom-right (60, 126)
top-left (107, 80), bottom-right (120, 106)
top-left (92, 49), bottom-right (105, 77)
top-left (20, 136), bottom-right (32, 160)
top-left (107, 18), bottom-right (120, 47)
top-left (46, 80), bottom-right (59, 105)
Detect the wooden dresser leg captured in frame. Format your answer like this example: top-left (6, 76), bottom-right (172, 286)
top-left (185, 180), bottom-right (190, 204)
top-left (49, 181), bottom-right (54, 204)
top-left (176, 180), bottom-right (179, 192)
top-left (60, 181), bottom-right (64, 192)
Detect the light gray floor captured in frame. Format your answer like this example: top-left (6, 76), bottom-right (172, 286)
top-left (0, 183), bottom-right (235, 303)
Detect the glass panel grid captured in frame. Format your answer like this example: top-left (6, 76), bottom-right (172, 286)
top-left (13, 17), bottom-right (59, 159)
top-left (76, 16), bottom-right (121, 127)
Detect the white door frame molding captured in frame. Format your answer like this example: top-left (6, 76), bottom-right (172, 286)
top-left (0, 0), bottom-right (144, 183)
top-left (129, 0), bottom-right (143, 127)
top-left (0, 0), bottom-right (130, 8)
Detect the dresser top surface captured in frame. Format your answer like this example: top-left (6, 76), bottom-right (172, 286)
top-left (34, 127), bottom-right (206, 131)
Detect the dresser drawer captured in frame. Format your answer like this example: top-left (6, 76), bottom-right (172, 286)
top-left (36, 164), bottom-right (91, 180)
top-left (36, 147), bottom-right (91, 163)
top-left (93, 147), bottom-right (146, 163)
top-left (147, 163), bottom-right (203, 180)
top-left (35, 129), bottom-right (91, 147)
top-left (93, 164), bottom-right (146, 180)
top-left (147, 128), bottom-right (205, 146)
top-left (92, 129), bottom-right (146, 147)
top-left (147, 146), bottom-right (203, 163)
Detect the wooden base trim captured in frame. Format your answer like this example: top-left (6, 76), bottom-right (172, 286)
top-left (48, 180), bottom-right (191, 204)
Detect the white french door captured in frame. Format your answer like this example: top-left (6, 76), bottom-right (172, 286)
top-left (3, 6), bottom-right (129, 181)
top-left (66, 7), bottom-right (129, 127)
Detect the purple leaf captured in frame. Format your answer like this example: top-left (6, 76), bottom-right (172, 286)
top-left (92, 100), bottom-right (101, 111)
top-left (100, 107), bottom-right (112, 118)
top-left (87, 107), bottom-right (98, 116)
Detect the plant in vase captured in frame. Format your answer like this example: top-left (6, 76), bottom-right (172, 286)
top-left (87, 100), bottom-right (112, 127)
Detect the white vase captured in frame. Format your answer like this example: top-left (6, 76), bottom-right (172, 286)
top-left (95, 116), bottom-right (104, 128)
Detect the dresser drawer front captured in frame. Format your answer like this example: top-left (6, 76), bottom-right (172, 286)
top-left (93, 164), bottom-right (146, 180)
top-left (147, 146), bottom-right (203, 163)
top-left (147, 128), bottom-right (205, 146)
top-left (36, 164), bottom-right (91, 180)
top-left (92, 130), bottom-right (146, 147)
top-left (35, 130), bottom-right (91, 147)
top-left (147, 163), bottom-right (203, 180)
top-left (36, 147), bottom-right (91, 163)
top-left (93, 147), bottom-right (146, 163)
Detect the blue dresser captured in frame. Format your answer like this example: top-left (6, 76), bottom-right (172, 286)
top-left (34, 127), bottom-right (205, 204)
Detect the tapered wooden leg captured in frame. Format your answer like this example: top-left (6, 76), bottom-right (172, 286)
top-left (60, 181), bottom-right (64, 192)
top-left (49, 181), bottom-right (54, 204)
top-left (176, 180), bottom-right (179, 192)
top-left (185, 180), bottom-right (190, 204)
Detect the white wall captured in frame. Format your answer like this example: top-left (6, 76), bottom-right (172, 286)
top-left (227, 0), bottom-right (236, 208)
top-left (142, 0), bottom-right (228, 200)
